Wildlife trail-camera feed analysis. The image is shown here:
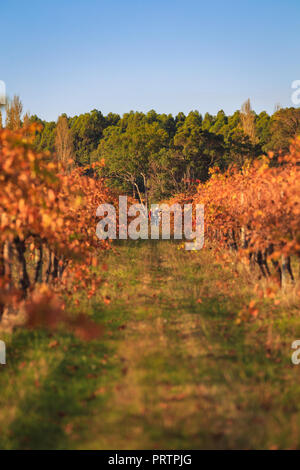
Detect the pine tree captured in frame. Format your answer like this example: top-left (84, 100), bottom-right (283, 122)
top-left (55, 115), bottom-right (74, 169)
top-left (240, 99), bottom-right (258, 144)
top-left (5, 95), bottom-right (23, 130)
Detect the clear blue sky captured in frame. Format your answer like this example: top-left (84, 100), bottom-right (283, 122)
top-left (2, 0), bottom-right (300, 121)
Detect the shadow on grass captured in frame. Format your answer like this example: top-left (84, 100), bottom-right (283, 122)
top-left (2, 325), bottom-right (116, 449)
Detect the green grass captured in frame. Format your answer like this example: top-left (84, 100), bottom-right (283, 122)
top-left (0, 240), bottom-right (300, 449)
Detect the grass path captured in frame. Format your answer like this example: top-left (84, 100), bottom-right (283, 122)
top-left (0, 241), bottom-right (300, 449)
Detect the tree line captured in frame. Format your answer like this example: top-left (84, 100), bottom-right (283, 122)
top-left (2, 96), bottom-right (300, 204)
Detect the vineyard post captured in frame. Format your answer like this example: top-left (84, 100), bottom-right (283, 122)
top-left (34, 243), bottom-right (44, 284)
top-left (14, 237), bottom-right (30, 297)
top-left (281, 255), bottom-right (294, 289)
top-left (240, 193), bottom-right (246, 249)
top-left (3, 241), bottom-right (12, 281)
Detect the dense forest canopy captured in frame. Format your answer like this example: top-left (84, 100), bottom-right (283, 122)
top-left (3, 100), bottom-right (300, 203)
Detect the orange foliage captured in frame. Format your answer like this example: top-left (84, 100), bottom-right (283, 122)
top-left (169, 137), bottom-right (300, 259)
top-left (0, 125), bottom-right (117, 336)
